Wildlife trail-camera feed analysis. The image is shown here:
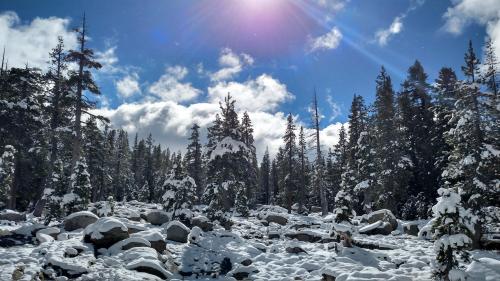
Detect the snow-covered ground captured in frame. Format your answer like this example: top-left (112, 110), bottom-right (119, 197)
top-left (0, 202), bottom-right (499, 281)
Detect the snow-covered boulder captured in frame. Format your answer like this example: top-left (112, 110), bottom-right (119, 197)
top-left (286, 245), bottom-right (307, 254)
top-left (361, 209), bottom-right (398, 231)
top-left (36, 232), bottom-right (54, 243)
top-left (418, 219), bottom-right (435, 240)
top-left (0, 209), bottom-right (25, 222)
top-left (230, 266), bottom-right (259, 280)
top-left (188, 226), bottom-right (203, 244)
top-left (131, 229), bottom-right (166, 253)
top-left (108, 237), bottom-right (151, 255)
top-left (403, 222), bottom-right (420, 236)
top-left (191, 215), bottom-right (214, 232)
top-left (165, 220), bottom-right (190, 243)
top-left (145, 210), bottom-right (170, 226)
top-left (119, 247), bottom-right (173, 279)
top-left (36, 227), bottom-right (60, 239)
top-left (359, 220), bottom-right (393, 235)
top-left (63, 211), bottom-right (98, 231)
top-left (264, 213), bottom-right (288, 226)
top-left (84, 217), bottom-right (129, 249)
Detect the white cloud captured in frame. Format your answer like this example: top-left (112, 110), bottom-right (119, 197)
top-left (326, 95), bottom-right (342, 121)
top-left (148, 66), bottom-right (202, 102)
top-left (443, 0), bottom-right (500, 59)
top-left (210, 48), bottom-right (254, 82)
top-left (0, 11), bottom-right (77, 70)
top-left (375, 16), bottom-right (403, 46)
top-left (95, 46), bottom-right (119, 74)
top-left (314, 0), bottom-right (349, 13)
top-left (374, 0), bottom-right (425, 46)
top-left (116, 73), bottom-right (141, 98)
top-left (309, 27), bottom-right (343, 52)
top-left (208, 74), bottom-right (294, 112)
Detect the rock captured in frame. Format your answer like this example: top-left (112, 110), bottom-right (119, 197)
top-left (322, 273), bottom-right (336, 281)
top-left (241, 259), bottom-right (253, 266)
top-left (63, 211), bottom-right (98, 231)
top-left (233, 271), bottom-right (250, 280)
top-left (286, 246), bottom-right (307, 254)
top-left (362, 209), bottom-right (398, 231)
top-left (122, 248), bottom-right (173, 279)
top-left (84, 217), bottom-right (129, 249)
top-left (36, 227), bottom-right (60, 239)
top-left (0, 209), bottom-right (25, 222)
top-left (165, 221), bottom-right (190, 243)
top-left (145, 210), bottom-right (170, 226)
top-left (108, 237), bottom-right (151, 255)
top-left (131, 229), bottom-right (166, 253)
top-left (359, 220), bottom-right (393, 235)
top-left (403, 223), bottom-right (419, 236)
top-left (264, 214), bottom-right (288, 226)
top-left (259, 220), bottom-right (269, 226)
top-left (188, 226), bottom-right (203, 244)
top-left (191, 215), bottom-right (214, 232)
top-left (285, 231), bottom-right (322, 243)
top-left (36, 232), bottom-right (54, 243)
top-left (268, 231), bottom-right (280, 239)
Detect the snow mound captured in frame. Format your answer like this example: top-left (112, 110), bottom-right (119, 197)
top-left (84, 217), bottom-right (128, 240)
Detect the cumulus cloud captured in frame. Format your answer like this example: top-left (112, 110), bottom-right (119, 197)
top-left (116, 73), bottom-right (141, 98)
top-left (95, 46), bottom-right (120, 74)
top-left (443, 0), bottom-right (500, 59)
top-left (208, 74), bottom-right (294, 112)
top-left (309, 27), bottom-right (343, 52)
top-left (375, 16), bottom-right (403, 46)
top-left (210, 48), bottom-right (254, 82)
top-left (148, 66), bottom-right (202, 102)
top-left (0, 11), bottom-right (77, 70)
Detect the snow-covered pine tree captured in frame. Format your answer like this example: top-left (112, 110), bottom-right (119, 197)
top-left (373, 67), bottom-right (412, 215)
top-left (0, 145), bottom-right (16, 209)
top-left (442, 40), bottom-right (500, 247)
top-left (311, 92), bottom-right (328, 215)
top-left (64, 157), bottom-right (91, 214)
top-left (431, 187), bottom-right (476, 281)
top-left (328, 124), bottom-right (347, 210)
top-left (185, 123), bottom-right (204, 201)
top-left (258, 147), bottom-right (271, 205)
top-left (282, 114), bottom-right (297, 212)
top-left (240, 111), bottom-right (259, 207)
top-left (83, 117), bottom-right (106, 202)
top-left (398, 61), bottom-right (439, 210)
top-left (203, 94), bottom-right (253, 223)
top-left (162, 158), bottom-right (196, 222)
top-left (43, 159), bottom-right (67, 222)
top-left (234, 181), bottom-right (249, 217)
top-left (66, 14), bottom-right (102, 170)
top-left (269, 158), bottom-right (279, 205)
top-left (111, 130), bottom-right (133, 201)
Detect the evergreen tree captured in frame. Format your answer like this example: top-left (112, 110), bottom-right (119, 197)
top-left (82, 117), bottom-right (106, 201)
top-left (43, 159), bottom-right (67, 222)
top-left (64, 157), bottom-right (91, 214)
top-left (185, 123), bottom-right (204, 201)
top-left (258, 147), bottom-right (271, 205)
top-left (373, 67), bottom-right (412, 215)
top-left (162, 158), bottom-right (197, 221)
top-left (0, 145), bottom-right (16, 209)
top-left (297, 127), bottom-right (307, 213)
top-left (311, 93), bottom-right (328, 215)
top-left (282, 114), bottom-right (297, 212)
top-left (431, 188), bottom-right (476, 280)
top-left (269, 158), bottom-right (279, 205)
top-left (240, 111), bottom-right (258, 207)
top-left (65, 14), bottom-right (102, 170)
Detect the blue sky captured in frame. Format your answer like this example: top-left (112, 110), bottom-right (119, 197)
top-left (0, 0), bottom-right (497, 157)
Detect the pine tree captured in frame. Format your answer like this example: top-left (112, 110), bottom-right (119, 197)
top-left (234, 181), bottom-right (249, 217)
top-left (43, 159), bottom-right (67, 221)
top-left (269, 158), bottom-right (279, 205)
top-left (240, 111), bottom-right (258, 207)
top-left (162, 158), bottom-right (197, 221)
top-left (311, 93), bottom-right (328, 215)
top-left (66, 14), bottom-right (102, 170)
top-left (185, 123), bottom-right (204, 200)
top-left (64, 157), bottom-right (91, 214)
top-left (0, 145), bottom-right (16, 209)
top-left (83, 117), bottom-right (106, 202)
top-left (258, 147), bottom-right (271, 205)
top-left (431, 187), bottom-right (476, 281)
top-left (373, 67), bottom-right (412, 215)
top-left (329, 125), bottom-right (347, 209)
top-left (282, 114), bottom-right (297, 212)
top-left (297, 127), bottom-right (307, 213)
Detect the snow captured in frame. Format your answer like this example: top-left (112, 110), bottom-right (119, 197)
top-left (84, 217), bottom-right (128, 240)
top-left (359, 220), bottom-right (386, 233)
top-left (165, 220), bottom-right (190, 232)
top-left (107, 237), bottom-right (151, 255)
top-left (209, 136), bottom-right (248, 160)
top-left (0, 201), bottom-right (498, 280)
top-left (65, 210), bottom-right (98, 220)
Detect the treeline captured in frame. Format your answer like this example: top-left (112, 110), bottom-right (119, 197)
top-left (0, 15), bottom-right (498, 231)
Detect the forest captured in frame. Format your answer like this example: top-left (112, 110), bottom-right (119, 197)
top-left (0, 16), bottom-right (499, 281)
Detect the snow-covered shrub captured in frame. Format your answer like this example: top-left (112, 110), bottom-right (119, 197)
top-left (333, 189), bottom-right (353, 223)
top-left (431, 188), bottom-right (476, 280)
top-left (162, 164), bottom-right (197, 222)
top-left (63, 158), bottom-right (91, 214)
top-left (401, 192), bottom-right (432, 220)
